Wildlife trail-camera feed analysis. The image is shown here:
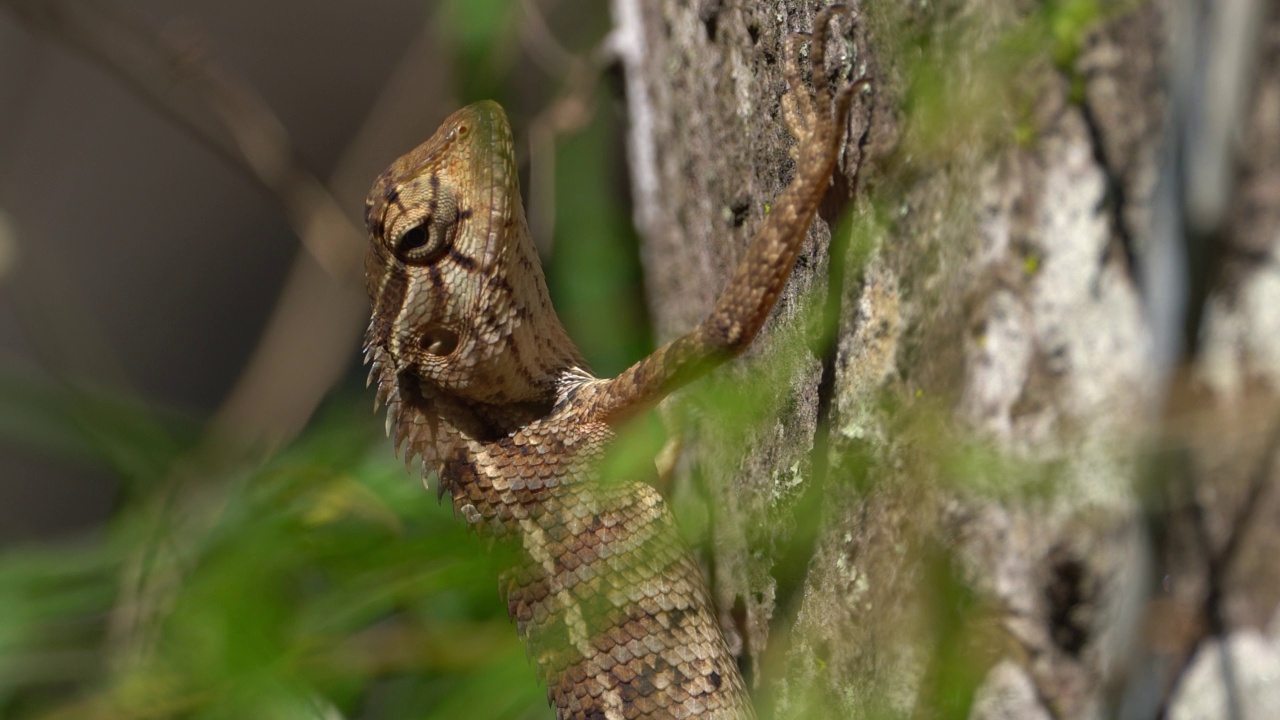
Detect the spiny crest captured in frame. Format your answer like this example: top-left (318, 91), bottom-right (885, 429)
top-left (363, 319), bottom-right (447, 485)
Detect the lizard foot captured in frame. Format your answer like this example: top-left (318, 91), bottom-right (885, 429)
top-left (781, 4), bottom-right (871, 162)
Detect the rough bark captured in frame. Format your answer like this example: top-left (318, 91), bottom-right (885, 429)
top-left (614, 0), bottom-right (1280, 718)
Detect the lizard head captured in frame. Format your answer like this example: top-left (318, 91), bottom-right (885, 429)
top-left (363, 101), bottom-right (585, 424)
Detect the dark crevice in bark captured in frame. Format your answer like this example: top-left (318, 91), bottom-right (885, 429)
top-left (698, 0), bottom-right (722, 41)
top-left (1045, 545), bottom-right (1090, 657)
top-left (769, 126), bottom-right (870, 621)
top-left (728, 591), bottom-right (755, 687)
top-left (1077, 94), bottom-right (1138, 283)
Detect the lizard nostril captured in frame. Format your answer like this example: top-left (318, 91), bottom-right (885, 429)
top-left (420, 327), bottom-right (459, 357)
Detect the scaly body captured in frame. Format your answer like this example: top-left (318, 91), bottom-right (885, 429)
top-left (363, 7), bottom-right (864, 718)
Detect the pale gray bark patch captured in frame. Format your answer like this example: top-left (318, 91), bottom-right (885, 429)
top-left (969, 661), bottom-right (1055, 720)
top-left (1167, 626), bottom-right (1280, 720)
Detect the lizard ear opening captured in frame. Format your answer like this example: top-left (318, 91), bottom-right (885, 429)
top-left (420, 327), bottom-right (460, 357)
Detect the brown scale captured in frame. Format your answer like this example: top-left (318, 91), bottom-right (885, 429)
top-left (363, 6), bottom-right (867, 719)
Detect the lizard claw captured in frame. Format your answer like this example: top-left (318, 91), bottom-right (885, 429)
top-left (783, 4), bottom-right (869, 160)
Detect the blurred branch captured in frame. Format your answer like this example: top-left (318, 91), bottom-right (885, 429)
top-left (520, 0), bottom-right (612, 252)
top-left (0, 0), bottom-right (452, 445)
top-left (1, 0), bottom-right (365, 286)
top-left (518, 0), bottom-right (576, 77)
top-left (1141, 0), bottom-right (1264, 384)
top-left (1122, 0), bottom-right (1265, 717)
top-left (1152, 409), bottom-right (1280, 720)
top-left (211, 25), bottom-right (456, 446)
top-left (1, 0), bottom-right (370, 445)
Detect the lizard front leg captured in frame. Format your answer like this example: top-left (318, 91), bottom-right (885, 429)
top-left (585, 4), bottom-right (869, 424)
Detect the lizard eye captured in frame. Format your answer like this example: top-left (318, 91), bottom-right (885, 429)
top-left (394, 217), bottom-right (450, 265)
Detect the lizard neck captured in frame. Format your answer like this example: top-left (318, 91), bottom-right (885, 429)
top-left (457, 203), bottom-right (587, 406)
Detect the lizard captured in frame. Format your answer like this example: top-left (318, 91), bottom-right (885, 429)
top-left (362, 6), bottom-right (866, 718)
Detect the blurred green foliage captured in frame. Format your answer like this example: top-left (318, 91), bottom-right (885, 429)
top-left (547, 97), bottom-right (652, 377)
top-left (890, 0), bottom-right (1107, 160)
top-left (437, 0), bottom-right (520, 102)
top-left (0, 383), bottom-right (550, 719)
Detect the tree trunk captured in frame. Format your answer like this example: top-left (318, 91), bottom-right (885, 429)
top-left (612, 0), bottom-right (1280, 717)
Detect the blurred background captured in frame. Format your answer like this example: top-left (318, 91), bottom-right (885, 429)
top-left (0, 1), bottom-right (648, 717)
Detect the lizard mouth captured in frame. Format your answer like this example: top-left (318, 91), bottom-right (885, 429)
top-left (420, 326), bottom-right (460, 357)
